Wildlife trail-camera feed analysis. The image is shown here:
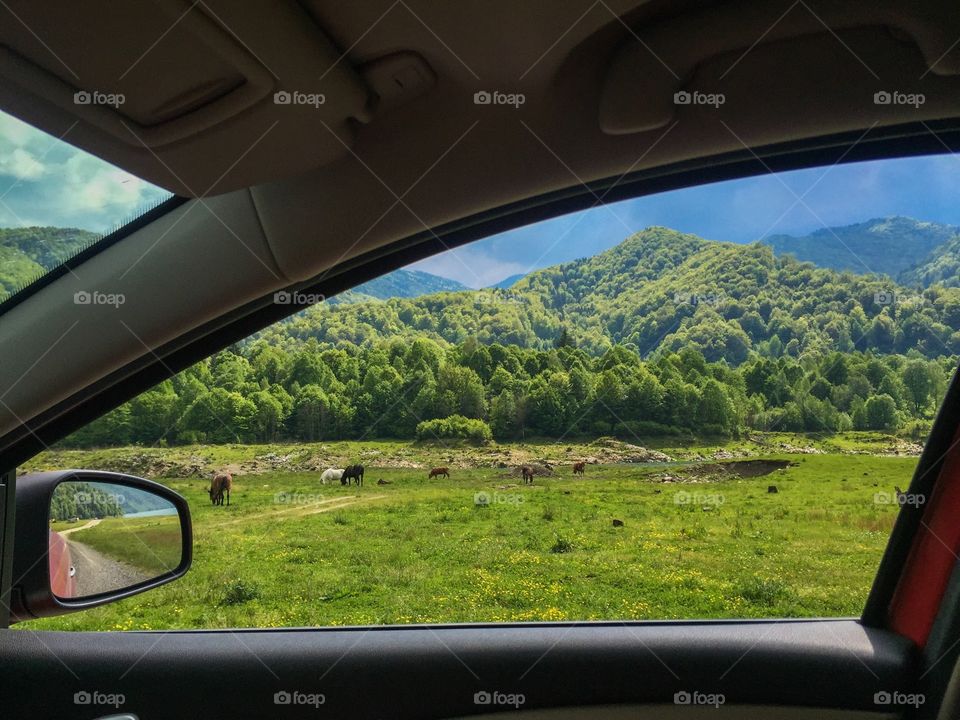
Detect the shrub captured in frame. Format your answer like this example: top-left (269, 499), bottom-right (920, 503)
top-left (415, 415), bottom-right (492, 444)
top-left (222, 580), bottom-right (261, 605)
top-left (550, 536), bottom-right (574, 554)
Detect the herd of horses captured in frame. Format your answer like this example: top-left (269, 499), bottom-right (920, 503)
top-left (207, 461), bottom-right (590, 505)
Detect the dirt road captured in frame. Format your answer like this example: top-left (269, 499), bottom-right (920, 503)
top-left (66, 538), bottom-right (151, 597)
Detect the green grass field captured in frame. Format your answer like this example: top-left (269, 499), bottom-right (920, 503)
top-left (21, 439), bottom-right (919, 632)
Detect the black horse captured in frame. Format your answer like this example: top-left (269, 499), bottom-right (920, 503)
top-left (341, 464), bottom-right (364, 486)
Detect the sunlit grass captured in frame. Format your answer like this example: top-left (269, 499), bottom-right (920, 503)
top-left (21, 448), bottom-right (917, 631)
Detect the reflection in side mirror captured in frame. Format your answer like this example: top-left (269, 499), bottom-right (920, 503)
top-left (49, 481), bottom-right (183, 600)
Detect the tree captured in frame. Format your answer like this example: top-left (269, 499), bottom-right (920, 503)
top-left (902, 359), bottom-right (937, 415)
top-left (490, 390), bottom-right (518, 439)
top-left (857, 394), bottom-right (899, 431)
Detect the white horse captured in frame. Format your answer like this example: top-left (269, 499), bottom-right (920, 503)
top-left (320, 468), bottom-right (344, 485)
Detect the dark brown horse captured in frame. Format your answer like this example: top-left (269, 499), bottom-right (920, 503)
top-left (342, 464), bottom-right (364, 486)
top-left (208, 472), bottom-right (232, 506)
top-left (521, 465), bottom-right (535, 484)
top-left (573, 462), bottom-right (585, 476)
top-left (428, 467), bottom-right (450, 479)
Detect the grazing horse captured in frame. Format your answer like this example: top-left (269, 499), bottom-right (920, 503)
top-left (208, 472), bottom-right (232, 506)
top-left (572, 462), bottom-right (585, 476)
top-left (428, 467), bottom-right (450, 479)
top-left (342, 464), bottom-right (364, 486)
top-left (520, 465), bottom-right (535, 484)
top-left (320, 468), bottom-right (344, 485)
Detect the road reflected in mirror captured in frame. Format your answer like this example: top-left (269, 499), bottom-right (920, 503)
top-left (49, 481), bottom-right (181, 599)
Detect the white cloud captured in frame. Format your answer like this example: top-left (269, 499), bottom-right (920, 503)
top-left (411, 247), bottom-right (528, 288)
top-left (1, 147), bottom-right (45, 181)
top-left (0, 110), bottom-right (170, 232)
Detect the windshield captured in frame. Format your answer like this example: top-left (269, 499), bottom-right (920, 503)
top-left (0, 109), bottom-right (172, 300)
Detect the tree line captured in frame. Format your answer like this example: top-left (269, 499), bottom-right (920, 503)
top-left (65, 336), bottom-right (954, 447)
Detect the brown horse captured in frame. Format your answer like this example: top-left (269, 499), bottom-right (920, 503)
top-left (573, 462), bottom-right (585, 476)
top-left (428, 467), bottom-right (450, 479)
top-left (521, 465), bottom-right (535, 484)
top-left (208, 472), bottom-right (232, 506)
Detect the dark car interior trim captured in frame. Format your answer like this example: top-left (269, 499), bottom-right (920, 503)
top-left (0, 620), bottom-right (917, 719)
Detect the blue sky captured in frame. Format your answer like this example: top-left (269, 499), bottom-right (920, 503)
top-left (0, 111), bottom-right (169, 232)
top-left (412, 153), bottom-right (960, 288)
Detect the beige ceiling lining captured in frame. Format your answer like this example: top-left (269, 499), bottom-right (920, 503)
top-left (0, 0), bottom-right (373, 195)
top-left (600, 0), bottom-right (960, 134)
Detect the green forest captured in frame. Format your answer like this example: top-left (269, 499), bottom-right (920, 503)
top-left (64, 225), bottom-right (960, 447)
top-left (50, 482), bottom-right (124, 521)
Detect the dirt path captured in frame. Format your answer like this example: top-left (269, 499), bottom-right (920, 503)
top-left (207, 494), bottom-right (387, 529)
top-left (66, 538), bottom-right (151, 597)
top-left (59, 518), bottom-right (101, 536)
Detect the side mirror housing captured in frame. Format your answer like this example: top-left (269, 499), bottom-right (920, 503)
top-left (9, 470), bottom-right (191, 621)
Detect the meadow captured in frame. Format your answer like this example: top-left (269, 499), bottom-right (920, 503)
top-left (19, 435), bottom-right (920, 632)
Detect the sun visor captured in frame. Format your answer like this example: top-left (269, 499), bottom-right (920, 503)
top-left (0, 0), bottom-right (374, 196)
top-left (599, 0), bottom-right (960, 135)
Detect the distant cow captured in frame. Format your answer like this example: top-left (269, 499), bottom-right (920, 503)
top-left (428, 467), bottom-right (450, 479)
top-left (573, 462), bottom-right (585, 476)
top-left (321, 468), bottom-right (344, 485)
top-left (208, 472), bottom-right (232, 506)
top-left (342, 464), bottom-right (364, 486)
top-left (521, 465), bottom-right (535, 484)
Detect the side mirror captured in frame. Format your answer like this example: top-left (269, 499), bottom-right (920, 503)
top-left (9, 470), bottom-right (191, 621)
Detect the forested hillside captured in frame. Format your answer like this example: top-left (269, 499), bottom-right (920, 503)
top-left (68, 225), bottom-right (960, 447)
top-left (900, 234), bottom-right (960, 289)
top-left (262, 227), bottom-right (960, 363)
top-left (0, 226), bottom-right (98, 298)
top-left (351, 269), bottom-right (469, 298)
top-left (764, 216), bottom-right (958, 279)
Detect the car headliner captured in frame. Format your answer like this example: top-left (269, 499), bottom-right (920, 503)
top-left (0, 0), bottom-right (959, 454)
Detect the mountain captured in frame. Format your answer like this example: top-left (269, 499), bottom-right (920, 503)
top-left (489, 273), bottom-right (525, 289)
top-left (0, 226), bottom-right (98, 298)
top-left (351, 269), bottom-right (468, 299)
top-left (763, 217), bottom-right (959, 280)
top-left (900, 234), bottom-right (960, 288)
top-left (264, 225), bottom-right (960, 364)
